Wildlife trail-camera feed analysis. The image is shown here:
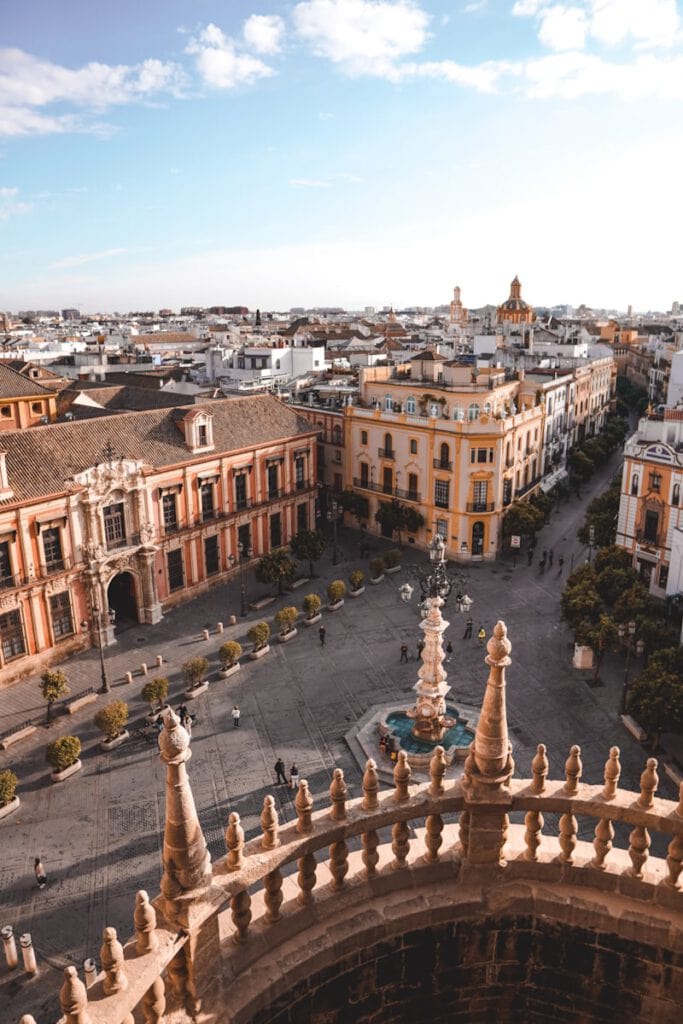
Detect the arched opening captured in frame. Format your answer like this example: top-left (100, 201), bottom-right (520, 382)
top-left (107, 572), bottom-right (138, 627)
top-left (472, 521), bottom-right (484, 556)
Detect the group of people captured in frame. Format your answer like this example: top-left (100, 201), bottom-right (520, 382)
top-left (274, 758), bottom-right (299, 789)
top-left (400, 621), bottom-right (487, 661)
top-left (176, 703), bottom-right (197, 735)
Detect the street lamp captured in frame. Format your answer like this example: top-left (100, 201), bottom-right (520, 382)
top-left (588, 523), bottom-right (596, 563)
top-left (327, 497), bottom-right (340, 566)
top-left (229, 540), bottom-right (251, 617)
top-left (82, 604), bottom-right (116, 694)
top-left (618, 620), bottom-right (645, 714)
top-left (399, 534), bottom-right (471, 611)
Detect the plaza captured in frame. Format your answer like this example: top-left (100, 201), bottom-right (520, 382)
top-left (0, 455), bottom-right (679, 1023)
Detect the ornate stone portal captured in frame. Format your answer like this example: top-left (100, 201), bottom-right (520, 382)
top-left (406, 595), bottom-right (455, 742)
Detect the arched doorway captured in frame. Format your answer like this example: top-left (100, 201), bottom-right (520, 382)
top-left (471, 521), bottom-right (484, 556)
top-left (108, 572), bottom-right (138, 626)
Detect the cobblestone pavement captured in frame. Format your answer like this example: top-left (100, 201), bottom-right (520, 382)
top-left (0, 453), bottom-right (679, 1023)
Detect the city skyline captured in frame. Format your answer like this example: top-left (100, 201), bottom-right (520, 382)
top-left (2, 1), bottom-right (683, 312)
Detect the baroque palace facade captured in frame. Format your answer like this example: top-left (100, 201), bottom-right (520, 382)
top-left (0, 395), bottom-right (317, 685)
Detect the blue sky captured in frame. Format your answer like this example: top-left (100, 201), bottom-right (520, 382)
top-left (1, 1), bottom-right (682, 313)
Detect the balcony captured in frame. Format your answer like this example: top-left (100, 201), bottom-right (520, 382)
top-left (106, 534), bottom-right (140, 552)
top-left (377, 448), bottom-right (395, 460)
top-left (434, 499), bottom-right (449, 510)
top-left (268, 488), bottom-right (283, 501)
top-left (466, 501), bottom-right (495, 513)
top-left (0, 572), bottom-right (25, 590)
top-left (515, 478), bottom-right (541, 499)
top-left (396, 487), bottom-right (421, 503)
top-left (433, 459), bottom-right (453, 471)
top-left (39, 555), bottom-right (73, 575)
top-left (201, 508), bottom-right (216, 523)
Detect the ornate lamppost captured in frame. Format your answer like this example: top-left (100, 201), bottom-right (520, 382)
top-left (618, 620), bottom-right (645, 714)
top-left (327, 496), bottom-right (340, 566)
top-left (229, 540), bottom-right (251, 618)
top-left (399, 535), bottom-right (472, 615)
top-left (81, 601), bottom-right (116, 695)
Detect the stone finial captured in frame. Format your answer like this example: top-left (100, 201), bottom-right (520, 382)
top-left (362, 759), bottom-right (379, 810)
top-left (564, 745), bottom-right (582, 794)
top-left (677, 782), bottom-right (683, 819)
top-left (261, 795), bottom-right (280, 850)
top-left (295, 780), bottom-right (314, 833)
top-left (638, 757), bottom-right (659, 808)
top-left (100, 927), bottom-right (128, 995)
top-left (134, 890), bottom-right (159, 954)
top-left (429, 746), bottom-right (447, 797)
top-left (603, 746), bottom-right (621, 799)
top-left (226, 812), bottom-right (245, 870)
top-left (330, 768), bottom-right (348, 820)
top-left (158, 708), bottom-right (212, 928)
top-left (60, 966), bottom-right (91, 1024)
top-left (393, 751), bottom-right (411, 802)
top-left (471, 621), bottom-right (512, 784)
top-left (19, 1017), bottom-right (39, 1024)
top-left (530, 744), bottom-right (548, 794)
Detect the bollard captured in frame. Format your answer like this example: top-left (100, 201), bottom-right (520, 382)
top-left (83, 957), bottom-right (98, 988)
top-left (202, 629), bottom-right (210, 641)
top-left (217, 622), bottom-right (224, 634)
top-left (155, 655), bottom-right (163, 667)
top-left (229, 615), bottom-right (237, 626)
top-left (19, 933), bottom-right (38, 976)
top-left (125, 671), bottom-right (133, 685)
top-left (1, 925), bottom-right (18, 969)
top-left (140, 662), bottom-right (148, 676)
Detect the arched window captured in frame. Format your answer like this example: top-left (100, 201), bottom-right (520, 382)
top-left (631, 473), bottom-right (639, 496)
top-left (383, 433), bottom-right (393, 456)
top-left (384, 394), bottom-right (393, 411)
top-left (332, 424), bottom-right (342, 445)
top-left (472, 521), bottom-right (484, 556)
top-left (429, 402), bottom-right (440, 417)
top-left (439, 443), bottom-right (450, 468)
top-left (468, 403), bottom-right (480, 421)
top-left (673, 483), bottom-right (680, 506)
top-left (483, 402), bottom-right (492, 415)
top-left (406, 395), bottom-right (416, 414)
top-left (453, 406), bottom-right (464, 421)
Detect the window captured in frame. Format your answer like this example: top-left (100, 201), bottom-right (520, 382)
top-left (238, 523), bottom-right (251, 557)
top-left (0, 406), bottom-right (10, 417)
top-left (673, 483), bottom-right (680, 507)
top-left (385, 394), bottom-right (393, 411)
top-left (631, 474), bottom-right (639, 496)
top-left (650, 472), bottom-right (661, 493)
top-left (162, 493), bottom-right (178, 532)
top-left (659, 563), bottom-right (669, 588)
top-left (0, 541), bottom-right (12, 587)
top-left (503, 479), bottom-right (512, 506)
top-left (430, 403), bottom-right (439, 417)
top-left (643, 510), bottom-right (659, 543)
top-left (297, 503), bottom-right (308, 533)
top-left (382, 467), bottom-right (393, 494)
top-left (267, 464), bottom-right (279, 499)
top-left (408, 473), bottom-right (418, 501)
top-left (42, 527), bottom-right (64, 569)
top-left (361, 430), bottom-right (368, 445)
top-left (477, 449), bottom-right (488, 464)
top-left (167, 549), bottom-right (184, 591)
top-left (468, 404), bottom-right (480, 421)
top-left (198, 424), bottom-right (208, 447)
top-left (335, 450), bottom-right (342, 462)
top-left (235, 474), bottom-right (248, 510)
top-left (0, 609), bottom-right (25, 660)
top-left (453, 406), bottom-right (464, 421)
top-left (439, 443), bottom-right (450, 468)
top-left (406, 396), bottom-right (416, 414)
top-left (50, 592), bottom-right (74, 639)
top-left (333, 472), bottom-right (342, 493)
top-left (360, 463), bottom-right (369, 487)
top-left (32, 402), bottom-right (42, 414)
top-left (270, 512), bottom-right (281, 548)
top-left (295, 457), bottom-right (305, 490)
top-left (383, 433), bottom-right (393, 456)
top-left (410, 439), bottom-right (418, 455)
top-left (436, 519), bottom-right (447, 539)
top-left (200, 483), bottom-right (215, 521)
top-left (435, 479), bottom-right (449, 509)
top-left (473, 480), bottom-right (488, 511)
top-left (104, 503), bottom-right (126, 548)
top-left (333, 425), bottom-right (342, 445)
top-left (204, 535), bottom-right (220, 576)
top-left (483, 402), bottom-right (492, 415)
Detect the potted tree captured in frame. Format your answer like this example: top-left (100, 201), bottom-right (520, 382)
top-left (183, 656), bottom-right (210, 699)
top-left (327, 579), bottom-right (346, 610)
top-left (289, 529), bottom-right (326, 579)
top-left (248, 621), bottom-right (271, 659)
top-left (255, 548), bottom-right (298, 596)
top-left (94, 700), bottom-right (130, 752)
top-left (218, 640), bottom-right (242, 679)
top-left (383, 549), bottom-right (402, 575)
top-left (348, 569), bottom-right (365, 597)
top-left (0, 768), bottom-right (19, 820)
top-left (275, 606), bottom-right (298, 642)
top-left (141, 677), bottom-right (170, 723)
top-left (40, 668), bottom-right (70, 725)
top-left (46, 736), bottom-right (82, 783)
top-left (369, 557), bottom-right (385, 585)
top-left (302, 593), bottom-right (322, 626)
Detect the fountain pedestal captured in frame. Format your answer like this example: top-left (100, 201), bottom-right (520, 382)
top-left (407, 595), bottom-right (453, 744)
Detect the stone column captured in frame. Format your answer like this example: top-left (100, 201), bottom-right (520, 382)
top-left (463, 620), bottom-right (514, 866)
top-left (138, 549), bottom-right (163, 624)
top-left (409, 596), bottom-right (452, 741)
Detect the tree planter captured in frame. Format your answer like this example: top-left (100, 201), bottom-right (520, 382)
top-left (51, 759), bottom-right (82, 784)
top-left (349, 587), bottom-right (365, 598)
top-left (327, 599), bottom-right (344, 611)
top-left (146, 705), bottom-right (169, 725)
top-left (250, 645), bottom-right (271, 660)
top-left (184, 681), bottom-right (209, 700)
top-left (278, 628), bottom-right (298, 644)
top-left (218, 663), bottom-right (241, 680)
top-left (0, 796), bottom-right (20, 820)
top-left (385, 565), bottom-right (401, 575)
top-left (303, 613), bottom-right (322, 626)
top-left (369, 575), bottom-right (385, 585)
top-left (100, 730), bottom-right (130, 752)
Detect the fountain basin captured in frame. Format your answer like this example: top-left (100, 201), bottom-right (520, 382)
top-left (383, 706), bottom-right (475, 770)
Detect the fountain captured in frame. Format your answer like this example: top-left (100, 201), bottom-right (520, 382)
top-left (406, 594), bottom-right (454, 741)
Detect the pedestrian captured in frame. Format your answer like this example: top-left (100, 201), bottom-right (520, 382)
top-left (477, 626), bottom-right (486, 646)
top-left (231, 704), bottom-right (240, 728)
top-left (527, 548), bottom-right (533, 567)
top-left (274, 758), bottom-right (288, 785)
top-left (463, 617), bottom-right (473, 639)
top-left (416, 638), bottom-right (425, 659)
top-left (549, 549), bottom-right (554, 567)
top-left (539, 558), bottom-right (546, 573)
top-left (34, 857), bottom-right (47, 889)
top-left (446, 640), bottom-right (453, 662)
top-left (558, 555), bottom-right (564, 575)
top-left (319, 624), bottom-right (326, 646)
top-left (400, 643), bottom-right (408, 663)
top-left (290, 764), bottom-right (299, 790)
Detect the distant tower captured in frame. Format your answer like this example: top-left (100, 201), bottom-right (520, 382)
top-left (449, 286), bottom-right (467, 327)
top-left (496, 275), bottom-right (535, 325)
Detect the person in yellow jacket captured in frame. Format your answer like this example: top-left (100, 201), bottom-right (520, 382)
top-left (477, 626), bottom-right (486, 646)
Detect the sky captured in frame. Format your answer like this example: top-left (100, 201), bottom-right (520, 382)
top-left (1, 0), bottom-right (682, 314)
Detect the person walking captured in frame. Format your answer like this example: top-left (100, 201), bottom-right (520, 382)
top-left (548, 549), bottom-right (554, 568)
top-left (34, 857), bottom-right (47, 889)
top-left (319, 625), bottom-right (326, 646)
top-left (416, 638), bottom-right (425, 659)
top-left (231, 704), bottom-right (241, 728)
top-left (274, 758), bottom-right (288, 785)
top-left (445, 640), bottom-right (453, 663)
top-left (558, 555), bottom-right (564, 575)
top-left (527, 548), bottom-right (533, 567)
top-left (463, 617), bottom-right (473, 639)
top-left (290, 764), bottom-right (299, 790)
top-left (477, 626), bottom-right (486, 646)
top-left (400, 643), bottom-right (408, 663)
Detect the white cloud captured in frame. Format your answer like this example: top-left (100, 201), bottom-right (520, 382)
top-left (588, 0), bottom-right (679, 49)
top-left (289, 178), bottom-right (332, 187)
top-left (49, 248), bottom-right (128, 270)
top-left (512, 0), bottom-right (550, 14)
top-left (0, 186), bottom-right (18, 198)
top-left (293, 0), bottom-right (429, 76)
top-left (537, 6), bottom-right (588, 51)
top-left (243, 14), bottom-right (285, 55)
top-left (0, 186), bottom-right (32, 220)
top-left (522, 50), bottom-right (683, 99)
top-left (396, 58), bottom-right (507, 91)
top-left (462, 1), bottom-right (487, 11)
top-left (186, 23), bottom-right (275, 88)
